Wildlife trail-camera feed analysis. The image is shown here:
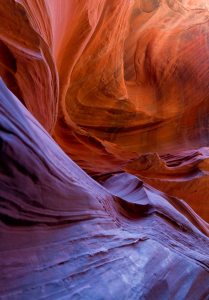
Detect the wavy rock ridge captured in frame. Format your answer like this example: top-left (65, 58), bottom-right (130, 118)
top-left (1, 78), bottom-right (209, 299)
top-left (1, 0), bottom-right (209, 299)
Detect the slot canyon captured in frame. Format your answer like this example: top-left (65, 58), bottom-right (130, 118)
top-left (1, 0), bottom-right (209, 299)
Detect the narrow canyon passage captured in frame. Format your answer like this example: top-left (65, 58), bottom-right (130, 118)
top-left (1, 0), bottom-right (209, 299)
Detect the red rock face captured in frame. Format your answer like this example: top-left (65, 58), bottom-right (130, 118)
top-left (53, 0), bottom-right (209, 174)
top-left (1, 0), bottom-right (209, 175)
top-left (1, 78), bottom-right (209, 299)
top-left (1, 0), bottom-right (209, 299)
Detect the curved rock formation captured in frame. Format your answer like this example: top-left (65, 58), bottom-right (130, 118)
top-left (124, 149), bottom-right (209, 222)
top-left (0, 0), bottom-right (59, 134)
top-left (1, 0), bottom-right (209, 298)
top-left (52, 0), bottom-right (209, 174)
top-left (1, 79), bottom-right (209, 299)
top-left (1, 0), bottom-right (209, 175)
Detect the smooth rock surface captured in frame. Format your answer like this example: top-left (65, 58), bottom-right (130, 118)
top-left (2, 0), bottom-right (209, 175)
top-left (1, 0), bottom-right (209, 299)
top-left (1, 79), bottom-right (209, 299)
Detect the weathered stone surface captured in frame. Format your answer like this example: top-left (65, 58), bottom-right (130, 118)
top-left (1, 79), bottom-right (209, 299)
top-left (1, 0), bottom-right (209, 175)
top-left (0, 0), bottom-right (59, 134)
top-left (1, 0), bottom-right (209, 298)
top-left (123, 149), bottom-right (209, 222)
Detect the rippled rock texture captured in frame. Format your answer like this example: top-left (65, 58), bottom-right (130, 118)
top-left (1, 0), bottom-right (209, 176)
top-left (1, 79), bottom-right (209, 299)
top-left (1, 0), bottom-right (209, 299)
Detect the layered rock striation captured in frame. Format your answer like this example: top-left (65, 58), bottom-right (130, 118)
top-left (2, 0), bottom-right (209, 175)
top-left (1, 79), bottom-right (209, 299)
top-left (1, 0), bottom-right (209, 299)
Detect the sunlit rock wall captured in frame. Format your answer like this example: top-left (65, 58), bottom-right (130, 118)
top-left (1, 78), bottom-right (209, 299)
top-left (1, 0), bottom-right (209, 298)
top-left (1, 0), bottom-right (209, 175)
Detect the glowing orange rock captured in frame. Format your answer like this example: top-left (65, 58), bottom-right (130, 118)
top-left (1, 79), bottom-right (209, 299)
top-left (1, 0), bottom-right (209, 175)
top-left (1, 0), bottom-right (209, 298)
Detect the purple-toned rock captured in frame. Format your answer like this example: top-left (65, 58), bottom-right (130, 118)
top-left (1, 80), bottom-right (209, 299)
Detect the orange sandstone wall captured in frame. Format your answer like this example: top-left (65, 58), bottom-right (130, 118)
top-left (1, 0), bottom-right (209, 220)
top-left (1, 0), bottom-right (209, 176)
top-left (1, 1), bottom-right (209, 298)
top-left (1, 78), bottom-right (209, 299)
